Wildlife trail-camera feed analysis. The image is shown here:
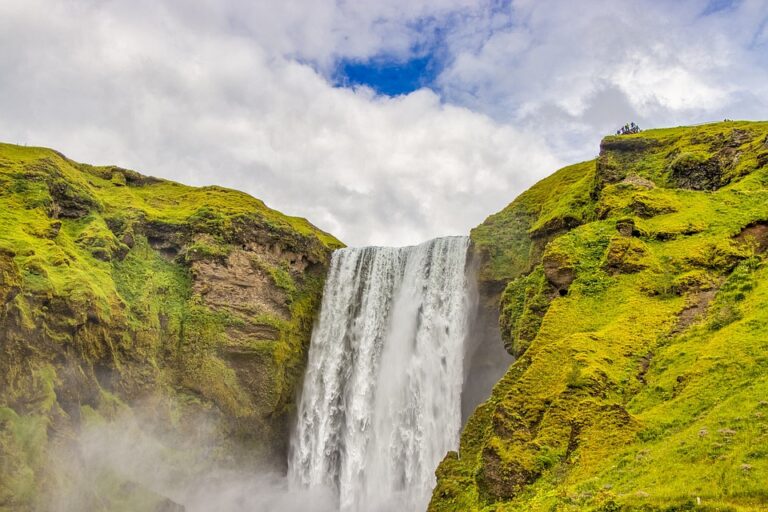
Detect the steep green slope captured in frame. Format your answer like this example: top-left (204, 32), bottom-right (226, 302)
top-left (431, 121), bottom-right (768, 511)
top-left (0, 143), bottom-right (342, 511)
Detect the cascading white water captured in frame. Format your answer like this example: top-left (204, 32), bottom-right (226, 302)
top-left (289, 236), bottom-right (472, 512)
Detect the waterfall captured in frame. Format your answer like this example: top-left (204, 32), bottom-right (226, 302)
top-left (289, 236), bottom-right (472, 512)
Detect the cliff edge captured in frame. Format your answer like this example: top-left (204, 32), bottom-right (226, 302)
top-left (431, 121), bottom-right (768, 511)
top-left (0, 143), bottom-right (342, 510)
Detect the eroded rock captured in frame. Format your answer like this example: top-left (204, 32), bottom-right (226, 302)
top-left (542, 249), bottom-right (575, 292)
top-left (602, 237), bottom-right (650, 274)
top-left (734, 221), bottom-right (768, 254)
top-left (621, 174), bottom-right (656, 189)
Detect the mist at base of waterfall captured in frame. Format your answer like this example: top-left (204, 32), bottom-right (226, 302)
top-left (45, 408), bottom-right (338, 512)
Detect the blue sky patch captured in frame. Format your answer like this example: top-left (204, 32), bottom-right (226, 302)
top-left (333, 14), bottom-right (453, 97)
top-left (334, 53), bottom-right (440, 97)
top-left (334, 54), bottom-right (439, 96)
top-left (701, 0), bottom-right (739, 16)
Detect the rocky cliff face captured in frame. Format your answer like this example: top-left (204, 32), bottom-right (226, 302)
top-left (431, 121), bottom-right (768, 511)
top-left (0, 143), bottom-right (342, 510)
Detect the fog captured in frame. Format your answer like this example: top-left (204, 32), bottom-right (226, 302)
top-left (44, 407), bottom-right (336, 512)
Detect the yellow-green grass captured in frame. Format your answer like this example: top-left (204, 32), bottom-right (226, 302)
top-left (0, 142), bottom-right (341, 510)
top-left (432, 121), bottom-right (768, 511)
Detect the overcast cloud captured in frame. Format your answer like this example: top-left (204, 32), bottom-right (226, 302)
top-left (1, 0), bottom-right (767, 245)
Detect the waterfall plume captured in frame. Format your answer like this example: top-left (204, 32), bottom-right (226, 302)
top-left (289, 236), bottom-right (472, 511)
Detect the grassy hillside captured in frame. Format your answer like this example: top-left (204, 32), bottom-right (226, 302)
top-left (0, 143), bottom-right (342, 511)
top-left (431, 121), bottom-right (768, 511)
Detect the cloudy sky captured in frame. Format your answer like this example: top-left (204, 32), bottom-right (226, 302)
top-left (2, 0), bottom-right (767, 246)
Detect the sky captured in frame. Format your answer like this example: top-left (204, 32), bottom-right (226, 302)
top-left (1, 0), bottom-right (767, 246)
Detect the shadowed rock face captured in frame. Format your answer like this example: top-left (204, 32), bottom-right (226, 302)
top-left (542, 248), bottom-right (575, 292)
top-left (0, 142), bottom-right (342, 509)
top-left (668, 153), bottom-right (723, 191)
top-left (461, 249), bottom-right (514, 424)
top-left (191, 246), bottom-right (291, 321)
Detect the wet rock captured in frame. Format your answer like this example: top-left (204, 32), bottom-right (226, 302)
top-left (46, 178), bottom-right (100, 219)
top-left (121, 230), bottom-right (135, 248)
top-left (191, 248), bottom-right (290, 318)
top-left (595, 153), bottom-right (624, 188)
top-left (600, 136), bottom-right (659, 153)
top-left (542, 248), bottom-right (575, 292)
top-left (621, 174), bottom-right (656, 189)
top-left (478, 445), bottom-right (537, 500)
top-left (757, 152), bottom-right (768, 169)
top-left (603, 237), bottom-right (650, 274)
top-left (628, 193), bottom-right (678, 218)
top-left (734, 221), bottom-right (768, 254)
top-left (144, 221), bottom-right (186, 259)
top-left (672, 288), bottom-right (717, 334)
top-left (46, 220), bottom-right (62, 239)
top-left (616, 218), bottom-right (636, 237)
top-left (668, 153), bottom-right (723, 191)
top-left (726, 129), bottom-right (752, 148)
top-left (91, 247), bottom-right (111, 261)
top-left (111, 171), bottom-right (127, 186)
top-left (594, 138), bottom-right (660, 192)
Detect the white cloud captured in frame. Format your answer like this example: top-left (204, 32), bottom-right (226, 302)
top-left (611, 50), bottom-right (728, 112)
top-left (437, 0), bottom-right (768, 159)
top-left (0, 0), bottom-right (767, 245)
top-left (0, 0), bottom-right (560, 246)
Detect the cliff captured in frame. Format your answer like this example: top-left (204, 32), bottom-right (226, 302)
top-left (0, 143), bottom-right (342, 510)
top-left (431, 121), bottom-right (768, 511)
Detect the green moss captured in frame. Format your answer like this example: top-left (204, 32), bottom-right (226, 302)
top-left (112, 236), bottom-right (191, 328)
top-left (0, 407), bottom-right (48, 508)
top-left (0, 141), bottom-right (342, 508)
top-left (432, 121), bottom-right (768, 512)
top-left (182, 237), bottom-right (232, 263)
top-left (272, 270), bottom-right (327, 414)
top-left (110, 171), bottom-right (126, 187)
top-left (251, 255), bottom-right (298, 302)
top-left (471, 159), bottom-right (597, 283)
top-left (499, 267), bottom-right (553, 357)
top-left (602, 236), bottom-right (654, 274)
top-left (705, 257), bottom-right (760, 330)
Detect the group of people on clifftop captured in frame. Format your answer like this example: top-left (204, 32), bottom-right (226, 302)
top-left (616, 122), bottom-right (641, 135)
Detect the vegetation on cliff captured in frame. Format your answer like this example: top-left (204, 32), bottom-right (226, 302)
top-left (0, 143), bottom-right (342, 511)
top-left (431, 121), bottom-right (768, 511)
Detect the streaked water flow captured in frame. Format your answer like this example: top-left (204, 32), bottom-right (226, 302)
top-left (289, 236), bottom-right (472, 511)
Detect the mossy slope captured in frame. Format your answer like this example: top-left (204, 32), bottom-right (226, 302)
top-left (0, 143), bottom-right (342, 511)
top-left (432, 121), bottom-right (768, 511)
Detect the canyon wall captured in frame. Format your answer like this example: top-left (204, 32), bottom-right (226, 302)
top-left (431, 121), bottom-right (768, 511)
top-left (0, 143), bottom-right (342, 510)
